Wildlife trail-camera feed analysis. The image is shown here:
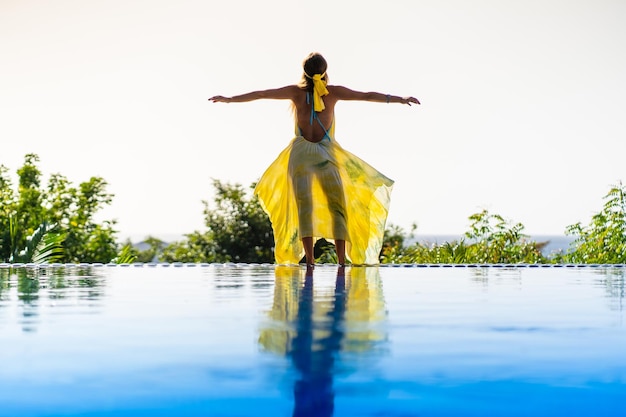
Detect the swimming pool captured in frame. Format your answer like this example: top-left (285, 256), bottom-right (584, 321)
top-left (0, 264), bottom-right (624, 416)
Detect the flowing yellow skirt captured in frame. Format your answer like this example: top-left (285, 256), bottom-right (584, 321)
top-left (254, 136), bottom-right (393, 264)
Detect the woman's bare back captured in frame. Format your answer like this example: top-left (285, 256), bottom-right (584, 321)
top-left (292, 86), bottom-right (339, 143)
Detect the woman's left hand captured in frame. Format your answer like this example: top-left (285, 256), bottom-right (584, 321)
top-left (208, 96), bottom-right (231, 103)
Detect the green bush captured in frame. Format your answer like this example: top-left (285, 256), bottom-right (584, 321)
top-left (1, 154), bottom-right (120, 263)
top-left (381, 210), bottom-right (547, 264)
top-left (161, 180), bottom-right (274, 263)
top-left (564, 183), bottom-right (626, 263)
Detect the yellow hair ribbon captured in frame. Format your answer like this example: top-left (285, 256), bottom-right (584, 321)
top-left (311, 74), bottom-right (329, 112)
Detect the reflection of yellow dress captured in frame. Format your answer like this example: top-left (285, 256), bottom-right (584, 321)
top-left (258, 266), bottom-right (387, 356)
top-left (254, 121), bottom-right (394, 265)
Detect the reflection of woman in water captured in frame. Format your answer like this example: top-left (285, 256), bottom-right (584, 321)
top-left (259, 266), bottom-right (386, 416)
top-left (209, 53), bottom-right (419, 266)
top-left (291, 267), bottom-right (344, 416)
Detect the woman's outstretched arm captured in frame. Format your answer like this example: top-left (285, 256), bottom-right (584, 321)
top-left (331, 85), bottom-right (420, 106)
top-left (209, 85), bottom-right (298, 103)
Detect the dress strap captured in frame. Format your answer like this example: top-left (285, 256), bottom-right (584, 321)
top-left (306, 92), bottom-right (332, 142)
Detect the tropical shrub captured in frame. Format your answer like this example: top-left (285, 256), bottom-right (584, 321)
top-left (381, 210), bottom-right (547, 264)
top-left (161, 180), bottom-right (274, 263)
top-left (564, 183), bottom-right (626, 263)
top-left (0, 154), bottom-right (120, 263)
top-left (462, 210), bottom-right (547, 263)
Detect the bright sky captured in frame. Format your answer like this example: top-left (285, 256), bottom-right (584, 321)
top-left (2, 0), bottom-right (625, 242)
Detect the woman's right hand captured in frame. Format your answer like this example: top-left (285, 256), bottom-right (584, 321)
top-left (402, 96), bottom-right (421, 106)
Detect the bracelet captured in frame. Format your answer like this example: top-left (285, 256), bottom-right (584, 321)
top-left (386, 94), bottom-right (390, 103)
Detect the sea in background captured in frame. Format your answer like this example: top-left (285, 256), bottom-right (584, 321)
top-left (410, 235), bottom-right (576, 258)
top-left (133, 235), bottom-right (577, 259)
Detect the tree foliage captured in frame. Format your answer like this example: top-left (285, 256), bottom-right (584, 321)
top-left (161, 231), bottom-right (217, 263)
top-left (0, 154), bottom-right (119, 263)
top-left (161, 180), bottom-right (274, 263)
top-left (134, 236), bottom-right (168, 263)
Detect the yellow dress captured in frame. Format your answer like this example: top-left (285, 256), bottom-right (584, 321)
top-left (254, 117), bottom-right (393, 265)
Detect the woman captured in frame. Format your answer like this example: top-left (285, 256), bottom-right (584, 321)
top-left (209, 52), bottom-right (419, 266)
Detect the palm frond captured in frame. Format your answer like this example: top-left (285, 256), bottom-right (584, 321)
top-left (11, 222), bottom-right (65, 264)
top-left (32, 229), bottom-right (66, 264)
top-left (113, 244), bottom-right (137, 264)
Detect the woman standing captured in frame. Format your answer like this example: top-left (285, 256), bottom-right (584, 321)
top-left (209, 52), bottom-right (419, 266)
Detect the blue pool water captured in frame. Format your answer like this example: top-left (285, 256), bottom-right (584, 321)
top-left (0, 264), bottom-right (625, 417)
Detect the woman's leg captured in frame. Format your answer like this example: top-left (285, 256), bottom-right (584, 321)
top-left (335, 239), bottom-right (346, 266)
top-left (291, 169), bottom-right (314, 266)
top-left (302, 236), bottom-right (315, 266)
top-left (317, 167), bottom-right (347, 266)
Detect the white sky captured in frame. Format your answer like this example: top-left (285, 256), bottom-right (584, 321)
top-left (1, 0), bottom-right (625, 241)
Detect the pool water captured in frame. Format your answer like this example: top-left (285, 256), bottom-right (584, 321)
top-left (0, 264), bottom-right (624, 417)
